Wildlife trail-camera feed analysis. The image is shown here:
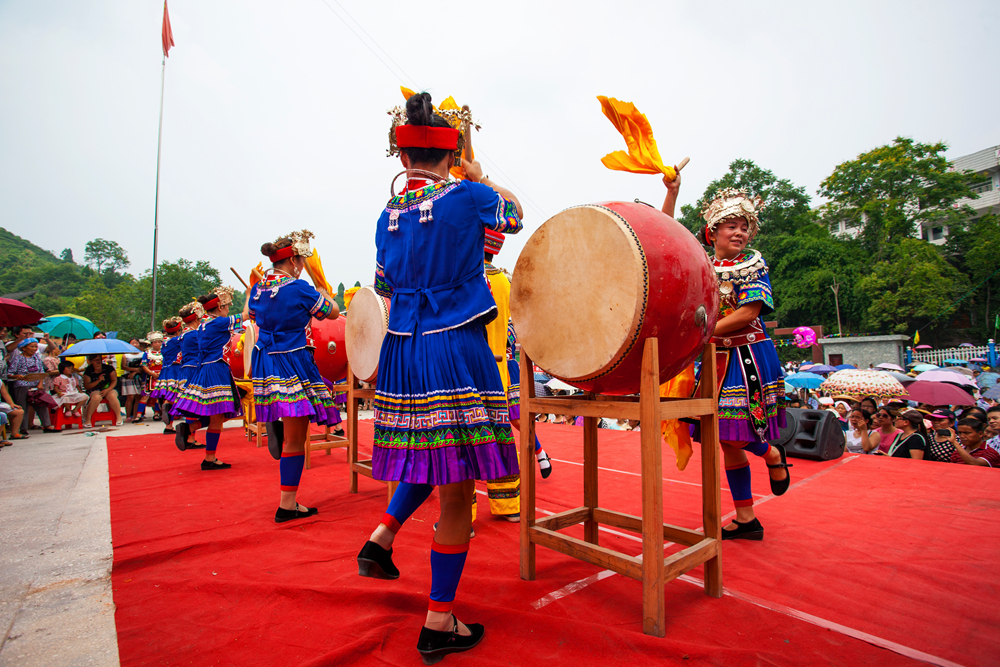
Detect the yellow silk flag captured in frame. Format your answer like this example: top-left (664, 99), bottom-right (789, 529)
top-left (400, 86), bottom-right (474, 180)
top-left (598, 96), bottom-right (677, 181)
top-left (249, 262), bottom-right (264, 288)
top-left (343, 286), bottom-right (361, 310)
top-left (660, 363), bottom-right (696, 471)
top-left (304, 249), bottom-right (333, 296)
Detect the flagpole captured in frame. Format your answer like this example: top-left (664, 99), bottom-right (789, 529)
top-left (150, 55), bottom-right (166, 334)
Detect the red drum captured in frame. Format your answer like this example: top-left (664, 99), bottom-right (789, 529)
top-left (309, 315), bottom-right (348, 382)
top-left (223, 330), bottom-right (247, 380)
top-left (510, 201), bottom-right (719, 395)
top-left (345, 285), bottom-right (389, 383)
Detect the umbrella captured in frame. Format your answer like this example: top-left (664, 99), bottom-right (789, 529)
top-left (977, 372), bottom-right (999, 389)
top-left (820, 370), bottom-right (906, 398)
top-left (942, 358), bottom-right (967, 366)
top-left (912, 363), bottom-right (938, 372)
top-left (884, 371), bottom-right (916, 385)
top-left (914, 369), bottom-right (978, 389)
top-left (784, 381), bottom-right (796, 394)
top-left (958, 343), bottom-right (975, 348)
top-left (59, 339), bottom-right (140, 357)
top-left (805, 364), bottom-right (837, 374)
top-left (545, 377), bottom-right (579, 393)
top-left (983, 385), bottom-right (1000, 401)
top-left (875, 363), bottom-right (904, 372)
top-left (942, 367), bottom-right (975, 378)
top-left (0, 298), bottom-right (44, 328)
top-left (903, 381), bottom-right (976, 406)
top-left (915, 345), bottom-right (932, 350)
top-left (970, 357), bottom-right (988, 363)
top-left (834, 364), bottom-right (857, 370)
top-left (798, 363), bottom-right (815, 370)
top-left (784, 372), bottom-right (825, 389)
top-left (38, 314), bottom-right (100, 340)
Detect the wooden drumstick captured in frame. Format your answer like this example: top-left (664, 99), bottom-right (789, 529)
top-left (462, 104), bottom-right (473, 163)
top-left (230, 267), bottom-right (249, 290)
top-left (676, 157), bottom-right (690, 172)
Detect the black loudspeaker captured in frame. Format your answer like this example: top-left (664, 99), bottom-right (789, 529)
top-left (768, 408), bottom-right (845, 461)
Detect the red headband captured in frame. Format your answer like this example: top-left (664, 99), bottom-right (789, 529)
top-left (164, 322), bottom-right (182, 334)
top-left (269, 246), bottom-right (296, 262)
top-left (181, 312), bottom-right (200, 323)
top-left (396, 125), bottom-right (459, 150)
top-left (202, 296), bottom-right (220, 311)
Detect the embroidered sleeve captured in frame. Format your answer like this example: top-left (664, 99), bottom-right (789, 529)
top-left (736, 265), bottom-right (774, 314)
top-left (506, 320), bottom-right (517, 359)
top-left (228, 314), bottom-right (243, 331)
top-left (309, 294), bottom-right (336, 320)
top-left (374, 261), bottom-right (393, 299)
top-left (247, 286), bottom-right (258, 321)
top-left (471, 181), bottom-right (522, 234)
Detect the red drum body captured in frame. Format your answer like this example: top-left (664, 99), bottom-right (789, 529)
top-left (224, 331), bottom-right (246, 380)
top-left (511, 201), bottom-right (719, 395)
top-left (345, 285), bottom-right (390, 383)
top-left (310, 315), bottom-right (348, 382)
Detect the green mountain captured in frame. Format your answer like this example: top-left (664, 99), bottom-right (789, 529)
top-left (0, 227), bottom-right (88, 317)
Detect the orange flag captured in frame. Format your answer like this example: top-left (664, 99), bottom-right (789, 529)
top-left (162, 1), bottom-right (175, 57)
top-left (598, 96), bottom-right (677, 181)
top-left (660, 363), bottom-right (696, 471)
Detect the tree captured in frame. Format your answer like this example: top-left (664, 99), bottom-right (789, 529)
top-left (943, 213), bottom-right (1000, 340)
top-left (84, 238), bottom-right (130, 285)
top-left (856, 238), bottom-right (967, 337)
top-left (335, 282), bottom-right (346, 311)
top-left (818, 137), bottom-right (978, 261)
top-left (677, 158), bottom-right (814, 257)
top-left (60, 248), bottom-right (74, 262)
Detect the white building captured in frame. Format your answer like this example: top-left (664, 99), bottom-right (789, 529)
top-left (829, 144), bottom-right (1000, 243)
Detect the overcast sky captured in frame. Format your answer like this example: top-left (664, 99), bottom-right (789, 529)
top-left (1, 1), bottom-right (998, 291)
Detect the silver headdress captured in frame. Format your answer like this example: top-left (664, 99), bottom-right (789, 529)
top-left (701, 188), bottom-right (765, 241)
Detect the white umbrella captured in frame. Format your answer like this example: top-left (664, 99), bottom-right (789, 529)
top-left (545, 378), bottom-right (579, 393)
top-left (875, 363), bottom-right (904, 372)
top-left (819, 369), bottom-right (906, 399)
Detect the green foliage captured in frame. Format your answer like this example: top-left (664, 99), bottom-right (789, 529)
top-left (942, 213), bottom-right (1000, 339)
top-left (818, 137), bottom-right (978, 260)
top-left (856, 239), bottom-right (967, 335)
top-left (60, 248), bottom-right (74, 262)
top-left (0, 228), bottom-right (88, 314)
top-left (84, 238), bottom-right (130, 287)
top-left (335, 282), bottom-right (346, 311)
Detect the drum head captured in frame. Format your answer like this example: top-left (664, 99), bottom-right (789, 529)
top-left (345, 285), bottom-right (388, 383)
top-left (511, 205), bottom-right (643, 381)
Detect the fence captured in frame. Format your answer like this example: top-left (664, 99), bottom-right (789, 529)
top-left (911, 345), bottom-right (990, 366)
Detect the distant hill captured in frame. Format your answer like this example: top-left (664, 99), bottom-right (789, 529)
top-left (0, 227), bottom-right (88, 318)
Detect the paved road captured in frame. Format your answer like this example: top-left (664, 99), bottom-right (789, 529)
top-left (0, 425), bottom-right (122, 667)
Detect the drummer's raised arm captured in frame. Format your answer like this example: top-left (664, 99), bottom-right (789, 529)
top-left (661, 171), bottom-right (681, 219)
top-left (460, 158), bottom-right (524, 221)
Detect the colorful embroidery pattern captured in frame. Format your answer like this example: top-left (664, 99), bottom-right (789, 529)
top-left (386, 181), bottom-right (458, 212)
top-left (309, 294), bottom-right (335, 319)
top-left (737, 284), bottom-right (774, 311)
top-left (490, 196), bottom-right (522, 233)
top-left (374, 263), bottom-right (392, 298)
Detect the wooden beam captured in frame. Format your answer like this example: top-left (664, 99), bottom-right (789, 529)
top-left (529, 527), bottom-right (643, 580)
top-left (535, 506), bottom-right (591, 532)
top-left (592, 508), bottom-right (703, 547)
top-left (639, 338), bottom-right (666, 638)
top-left (520, 350), bottom-right (537, 581)
top-left (527, 397), bottom-right (640, 421)
top-left (663, 539), bottom-right (720, 583)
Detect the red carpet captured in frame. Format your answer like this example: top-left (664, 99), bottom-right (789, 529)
top-left (109, 422), bottom-right (999, 666)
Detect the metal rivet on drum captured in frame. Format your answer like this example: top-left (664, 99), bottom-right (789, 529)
top-left (328, 342), bottom-right (337, 354)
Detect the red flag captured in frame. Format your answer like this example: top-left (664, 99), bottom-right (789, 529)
top-left (161, 1), bottom-right (175, 57)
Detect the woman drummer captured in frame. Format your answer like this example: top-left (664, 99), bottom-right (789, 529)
top-left (172, 288), bottom-right (249, 469)
top-left (170, 302), bottom-right (207, 448)
top-left (250, 232), bottom-right (341, 522)
top-left (355, 92), bottom-right (522, 664)
top-left (154, 318), bottom-right (184, 434)
top-left (666, 183), bottom-right (791, 541)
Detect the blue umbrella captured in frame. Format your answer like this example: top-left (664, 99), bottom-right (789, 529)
top-left (983, 385), bottom-right (1000, 401)
top-left (912, 363), bottom-right (938, 372)
top-left (785, 372), bottom-right (825, 389)
top-left (59, 339), bottom-right (140, 357)
top-left (942, 358), bottom-right (967, 366)
top-left (805, 364), bottom-right (837, 374)
top-left (37, 314), bottom-right (101, 340)
top-left (834, 364), bottom-right (856, 370)
top-left (978, 372), bottom-right (999, 389)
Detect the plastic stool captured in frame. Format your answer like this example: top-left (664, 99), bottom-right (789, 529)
top-left (92, 400), bottom-right (117, 426)
top-left (50, 407), bottom-right (83, 431)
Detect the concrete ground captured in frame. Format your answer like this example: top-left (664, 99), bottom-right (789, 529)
top-left (0, 422), bottom-right (133, 667)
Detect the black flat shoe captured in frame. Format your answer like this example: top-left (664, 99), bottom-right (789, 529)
top-left (721, 517), bottom-right (764, 541)
top-left (200, 459), bottom-right (231, 470)
top-left (538, 454), bottom-right (553, 479)
top-left (175, 422), bottom-right (189, 451)
top-left (766, 444), bottom-right (793, 496)
top-left (163, 427), bottom-right (176, 435)
top-left (417, 616), bottom-right (485, 665)
top-left (357, 540), bottom-right (399, 580)
top-left (275, 504), bottom-right (318, 523)
top-left (188, 442), bottom-right (205, 449)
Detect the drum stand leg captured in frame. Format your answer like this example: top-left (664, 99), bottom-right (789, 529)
top-left (639, 340), bottom-right (665, 637)
top-left (519, 350), bottom-right (536, 581)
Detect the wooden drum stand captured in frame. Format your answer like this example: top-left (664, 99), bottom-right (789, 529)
top-left (343, 364), bottom-right (396, 502)
top-left (519, 338), bottom-right (723, 637)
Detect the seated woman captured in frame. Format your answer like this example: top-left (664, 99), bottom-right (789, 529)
top-left (845, 408), bottom-right (879, 454)
top-left (82, 354), bottom-right (121, 427)
top-left (0, 381), bottom-right (25, 442)
top-left (882, 410), bottom-right (927, 459)
top-left (940, 418), bottom-right (1000, 467)
top-left (8, 337), bottom-right (57, 433)
top-left (53, 360), bottom-right (88, 417)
